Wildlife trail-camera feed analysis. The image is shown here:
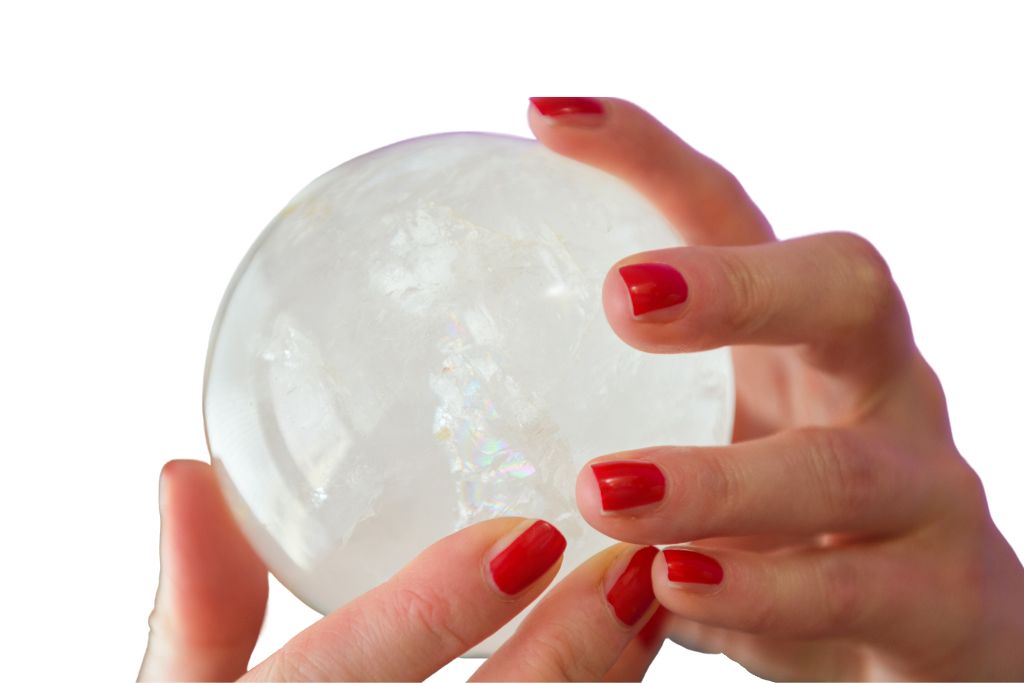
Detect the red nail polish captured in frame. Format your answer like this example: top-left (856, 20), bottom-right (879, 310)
top-left (664, 549), bottom-right (723, 584)
top-left (618, 263), bottom-right (689, 316)
top-left (530, 97), bottom-right (605, 117)
top-left (489, 520), bottom-right (567, 595)
top-left (591, 461), bottom-right (666, 511)
top-left (606, 546), bottom-right (659, 625)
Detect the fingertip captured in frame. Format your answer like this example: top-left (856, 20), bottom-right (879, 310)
top-left (602, 249), bottom-right (720, 354)
top-left (159, 458), bottom-right (185, 486)
top-left (601, 265), bottom-right (635, 338)
top-left (158, 460), bottom-right (196, 513)
top-left (651, 548), bottom-right (670, 591)
top-left (601, 264), bottom-right (677, 354)
top-left (146, 457), bottom-right (268, 682)
top-left (528, 97), bottom-right (615, 152)
top-left (160, 458), bottom-right (212, 487)
top-left (575, 464), bottom-right (604, 522)
top-left (160, 459), bottom-right (219, 513)
top-left (604, 258), bottom-right (678, 349)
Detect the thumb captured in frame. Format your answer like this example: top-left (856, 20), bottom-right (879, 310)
top-left (139, 460), bottom-right (268, 682)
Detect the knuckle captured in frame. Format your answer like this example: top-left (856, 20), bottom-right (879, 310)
top-left (815, 558), bottom-right (863, 634)
top-left (708, 169), bottom-right (748, 211)
top-left (939, 457), bottom-right (992, 531)
top-left (950, 461), bottom-right (988, 514)
top-left (743, 588), bottom-right (782, 634)
top-left (892, 460), bottom-right (992, 636)
top-left (519, 623), bottom-right (601, 682)
top-left (267, 644), bottom-right (333, 682)
top-left (899, 355), bottom-right (955, 427)
top-left (667, 620), bottom-right (724, 655)
top-left (695, 449), bottom-right (744, 535)
top-left (709, 166), bottom-right (743, 195)
top-left (716, 249), bottom-right (774, 338)
top-left (691, 166), bottom-right (746, 222)
top-left (825, 231), bottom-right (900, 327)
top-left (391, 584), bottom-right (473, 656)
top-left (802, 428), bottom-right (877, 522)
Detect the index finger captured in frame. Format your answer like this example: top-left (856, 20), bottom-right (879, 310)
top-left (529, 97), bottom-right (775, 247)
top-left (243, 518), bottom-right (565, 681)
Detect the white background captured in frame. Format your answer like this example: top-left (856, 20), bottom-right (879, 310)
top-left (2, 2), bottom-right (1022, 681)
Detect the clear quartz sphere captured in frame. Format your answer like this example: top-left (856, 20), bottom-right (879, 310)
top-left (203, 132), bottom-right (734, 654)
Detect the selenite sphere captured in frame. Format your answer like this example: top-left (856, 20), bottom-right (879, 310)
top-left (204, 132), bottom-right (734, 654)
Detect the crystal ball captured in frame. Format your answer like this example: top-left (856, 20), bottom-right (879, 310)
top-left (203, 132), bottom-right (734, 653)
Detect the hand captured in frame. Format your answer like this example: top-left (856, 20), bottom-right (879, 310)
top-left (138, 459), bottom-right (666, 681)
top-left (529, 97), bottom-right (1024, 680)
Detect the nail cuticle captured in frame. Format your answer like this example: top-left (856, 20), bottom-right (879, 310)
top-left (597, 544), bottom-right (637, 627)
top-left (666, 579), bottom-right (725, 596)
top-left (480, 519), bottom-right (534, 601)
top-left (627, 301), bottom-right (689, 324)
top-left (596, 495), bottom-right (669, 518)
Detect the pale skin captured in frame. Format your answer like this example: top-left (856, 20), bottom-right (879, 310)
top-left (140, 98), bottom-right (1024, 680)
top-left (140, 460), bottom-right (666, 681)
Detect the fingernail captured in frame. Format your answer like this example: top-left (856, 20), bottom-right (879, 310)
top-left (489, 520), bottom-right (567, 595)
top-left (618, 263), bottom-right (689, 317)
top-left (664, 548), bottom-right (724, 585)
top-left (530, 97), bottom-right (605, 123)
top-left (591, 461), bottom-right (666, 511)
top-left (606, 546), bottom-right (659, 625)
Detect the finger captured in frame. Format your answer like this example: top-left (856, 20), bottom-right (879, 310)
top-left (577, 427), bottom-right (934, 545)
top-left (603, 231), bottom-right (913, 374)
top-left (473, 544), bottom-right (660, 681)
top-left (685, 534), bottom-right (812, 553)
top-left (601, 607), bottom-right (669, 682)
top-left (666, 618), bottom-right (853, 681)
top-left (244, 518), bottom-right (565, 682)
top-left (528, 97), bottom-right (774, 246)
top-left (651, 543), bottom-right (905, 640)
top-left (139, 460), bottom-right (268, 682)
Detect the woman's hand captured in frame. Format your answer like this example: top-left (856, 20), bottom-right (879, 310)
top-left (138, 459), bottom-right (666, 681)
top-left (530, 97), bottom-right (1024, 680)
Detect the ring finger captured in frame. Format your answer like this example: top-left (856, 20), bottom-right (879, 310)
top-left (576, 426), bottom-right (936, 545)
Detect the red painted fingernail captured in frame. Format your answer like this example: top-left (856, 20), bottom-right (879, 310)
top-left (591, 461), bottom-right (666, 511)
top-left (618, 263), bottom-right (689, 316)
top-left (530, 96), bottom-right (605, 118)
top-left (606, 546), bottom-right (659, 625)
top-left (664, 549), bottom-right (724, 584)
top-left (489, 520), bottom-right (567, 595)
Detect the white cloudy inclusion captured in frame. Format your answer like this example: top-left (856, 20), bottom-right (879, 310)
top-left (203, 133), bottom-right (734, 655)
